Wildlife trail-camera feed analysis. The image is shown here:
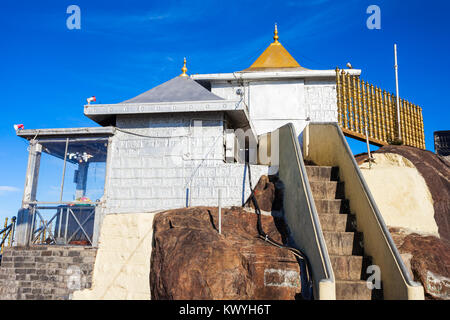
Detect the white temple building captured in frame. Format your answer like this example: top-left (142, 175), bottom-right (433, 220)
top-left (10, 25), bottom-right (427, 301)
top-left (15, 26), bottom-right (358, 246)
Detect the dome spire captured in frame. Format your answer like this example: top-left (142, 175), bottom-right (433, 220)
top-left (243, 23), bottom-right (304, 71)
top-left (273, 23), bottom-right (279, 43)
top-left (180, 57), bottom-right (188, 77)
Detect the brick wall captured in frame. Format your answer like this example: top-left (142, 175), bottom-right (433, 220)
top-left (304, 80), bottom-right (338, 123)
top-left (0, 246), bottom-right (97, 300)
top-left (103, 113), bottom-right (269, 214)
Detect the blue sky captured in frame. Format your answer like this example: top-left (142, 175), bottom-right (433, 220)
top-left (0, 0), bottom-right (449, 222)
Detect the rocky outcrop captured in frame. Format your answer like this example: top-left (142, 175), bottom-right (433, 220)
top-left (355, 145), bottom-right (450, 299)
top-left (390, 228), bottom-right (450, 300)
top-left (244, 175), bottom-right (283, 213)
top-left (358, 152), bottom-right (438, 236)
top-left (356, 145), bottom-right (450, 241)
top-left (150, 206), bottom-right (301, 300)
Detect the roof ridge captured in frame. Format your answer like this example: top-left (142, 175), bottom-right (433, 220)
top-left (121, 76), bottom-right (223, 104)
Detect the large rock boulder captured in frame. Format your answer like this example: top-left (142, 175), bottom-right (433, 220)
top-left (356, 145), bottom-right (450, 300)
top-left (356, 145), bottom-right (450, 241)
top-left (244, 175), bottom-right (284, 213)
top-left (358, 152), bottom-right (438, 235)
top-left (390, 228), bottom-right (450, 300)
top-left (150, 207), bottom-right (301, 300)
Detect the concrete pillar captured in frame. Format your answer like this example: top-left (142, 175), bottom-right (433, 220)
top-left (16, 140), bottom-right (42, 246)
top-left (92, 206), bottom-right (104, 247)
top-left (92, 137), bottom-right (113, 247)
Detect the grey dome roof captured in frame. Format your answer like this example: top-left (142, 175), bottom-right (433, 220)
top-left (122, 76), bottom-right (223, 104)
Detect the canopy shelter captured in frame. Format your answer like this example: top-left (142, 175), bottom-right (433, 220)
top-left (16, 126), bottom-right (114, 200)
top-left (38, 139), bottom-right (108, 164)
top-left (14, 127), bottom-right (115, 247)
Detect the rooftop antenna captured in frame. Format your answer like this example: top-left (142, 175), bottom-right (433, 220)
top-left (394, 44), bottom-right (402, 141)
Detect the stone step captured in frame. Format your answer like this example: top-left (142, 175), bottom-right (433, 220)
top-left (330, 255), bottom-right (372, 281)
top-left (314, 199), bottom-right (349, 214)
top-left (310, 181), bottom-right (345, 200)
top-left (323, 231), bottom-right (363, 256)
top-left (305, 166), bottom-right (339, 182)
top-left (318, 213), bottom-right (356, 232)
top-left (335, 280), bottom-right (374, 300)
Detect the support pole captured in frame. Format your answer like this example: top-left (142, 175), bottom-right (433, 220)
top-left (21, 140), bottom-right (42, 209)
top-left (1, 218), bottom-right (8, 254)
top-left (10, 217), bottom-right (16, 247)
top-left (366, 126), bottom-right (373, 170)
top-left (394, 44), bottom-right (402, 141)
top-left (218, 189), bottom-right (222, 235)
top-left (75, 162), bottom-right (89, 200)
top-left (16, 140), bottom-right (42, 246)
top-left (59, 138), bottom-right (69, 202)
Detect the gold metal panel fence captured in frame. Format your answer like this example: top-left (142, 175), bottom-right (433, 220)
top-left (336, 68), bottom-right (425, 149)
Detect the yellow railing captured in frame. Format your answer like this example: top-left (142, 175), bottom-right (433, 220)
top-left (336, 68), bottom-right (425, 149)
top-left (1, 217), bottom-right (15, 254)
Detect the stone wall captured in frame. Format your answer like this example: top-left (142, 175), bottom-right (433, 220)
top-left (0, 246), bottom-right (97, 300)
top-left (304, 80), bottom-right (338, 123)
top-left (104, 113), bottom-right (268, 214)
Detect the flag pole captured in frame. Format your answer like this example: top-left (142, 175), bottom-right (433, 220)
top-left (394, 44), bottom-right (402, 141)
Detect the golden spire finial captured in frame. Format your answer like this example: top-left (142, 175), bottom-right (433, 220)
top-left (180, 57), bottom-right (188, 77)
top-left (273, 23), bottom-right (279, 43)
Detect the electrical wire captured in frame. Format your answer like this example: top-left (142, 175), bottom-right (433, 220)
top-left (114, 118), bottom-right (230, 140)
top-left (114, 127), bottom-right (189, 139)
top-left (184, 133), bottom-right (224, 189)
top-left (245, 161), bottom-right (313, 289)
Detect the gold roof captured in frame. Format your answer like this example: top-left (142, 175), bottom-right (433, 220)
top-left (244, 24), bottom-right (307, 72)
